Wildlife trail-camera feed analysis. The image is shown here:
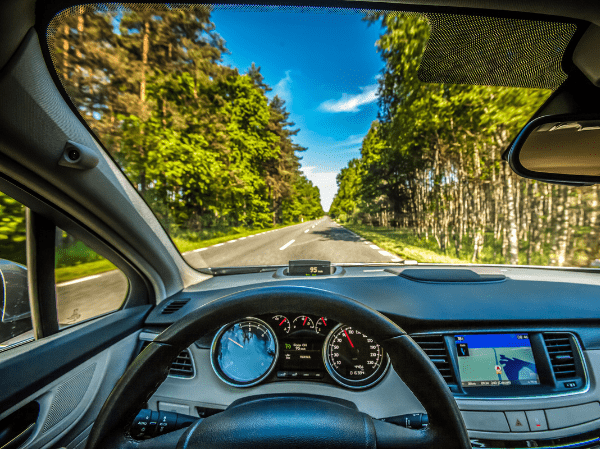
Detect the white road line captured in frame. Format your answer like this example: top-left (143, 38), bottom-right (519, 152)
top-left (391, 257), bottom-right (403, 262)
top-left (193, 248), bottom-right (207, 252)
top-left (279, 239), bottom-right (295, 250)
top-left (228, 240), bottom-right (237, 243)
top-left (370, 245), bottom-right (380, 250)
top-left (364, 241), bottom-right (371, 245)
top-left (214, 243), bottom-right (224, 247)
top-left (304, 229), bottom-right (309, 233)
top-left (240, 237), bottom-right (246, 240)
top-left (248, 235), bottom-right (255, 238)
top-left (58, 274), bottom-right (102, 287)
top-left (378, 250), bottom-right (393, 257)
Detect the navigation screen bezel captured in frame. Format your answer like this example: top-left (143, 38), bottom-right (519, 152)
top-left (455, 333), bottom-right (540, 388)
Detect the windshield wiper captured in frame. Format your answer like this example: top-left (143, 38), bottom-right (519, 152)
top-left (198, 266), bottom-right (284, 276)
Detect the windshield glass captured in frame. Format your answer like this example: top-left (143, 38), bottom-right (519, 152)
top-left (47, 6), bottom-right (595, 269)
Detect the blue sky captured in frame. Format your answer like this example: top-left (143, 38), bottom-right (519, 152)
top-left (211, 7), bottom-right (384, 211)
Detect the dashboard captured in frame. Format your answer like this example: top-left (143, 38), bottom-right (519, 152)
top-left (139, 266), bottom-right (600, 448)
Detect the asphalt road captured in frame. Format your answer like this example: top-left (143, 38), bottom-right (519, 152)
top-left (53, 217), bottom-right (401, 326)
top-left (183, 217), bottom-right (402, 268)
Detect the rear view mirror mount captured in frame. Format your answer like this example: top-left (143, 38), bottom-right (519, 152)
top-left (507, 114), bottom-right (600, 186)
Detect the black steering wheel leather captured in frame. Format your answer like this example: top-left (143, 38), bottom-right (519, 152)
top-left (85, 286), bottom-right (471, 449)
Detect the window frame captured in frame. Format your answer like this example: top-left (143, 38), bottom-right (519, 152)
top-left (0, 172), bottom-right (150, 350)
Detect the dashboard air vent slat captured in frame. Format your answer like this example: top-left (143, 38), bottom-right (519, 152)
top-left (139, 341), bottom-right (194, 378)
top-left (544, 333), bottom-right (577, 379)
top-left (169, 349), bottom-right (194, 378)
top-left (411, 335), bottom-right (456, 385)
top-left (161, 298), bottom-right (190, 315)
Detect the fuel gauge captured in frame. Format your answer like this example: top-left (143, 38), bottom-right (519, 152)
top-left (292, 315), bottom-right (314, 331)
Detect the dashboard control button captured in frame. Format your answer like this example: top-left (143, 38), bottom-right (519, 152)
top-left (158, 402), bottom-right (190, 415)
top-left (462, 411), bottom-right (510, 432)
top-left (525, 410), bottom-right (548, 431)
top-left (505, 411), bottom-right (529, 432)
top-left (302, 372), bottom-right (312, 378)
top-left (564, 381), bottom-right (577, 388)
top-left (290, 371), bottom-right (299, 378)
top-left (276, 371), bottom-right (288, 378)
top-left (545, 402), bottom-right (600, 429)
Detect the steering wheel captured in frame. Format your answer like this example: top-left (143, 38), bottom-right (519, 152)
top-left (85, 286), bottom-right (471, 449)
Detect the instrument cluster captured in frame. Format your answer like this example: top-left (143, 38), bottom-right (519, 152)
top-left (210, 314), bottom-right (390, 390)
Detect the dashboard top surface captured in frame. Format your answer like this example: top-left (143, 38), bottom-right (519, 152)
top-left (148, 266), bottom-right (600, 330)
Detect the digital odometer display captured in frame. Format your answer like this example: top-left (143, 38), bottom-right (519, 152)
top-left (456, 334), bottom-right (540, 387)
top-left (324, 325), bottom-right (388, 388)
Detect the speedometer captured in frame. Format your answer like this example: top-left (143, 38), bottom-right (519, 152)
top-left (211, 318), bottom-right (278, 387)
top-left (323, 324), bottom-right (389, 389)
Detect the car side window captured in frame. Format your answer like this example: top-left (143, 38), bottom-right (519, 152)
top-left (0, 191), bottom-right (33, 349)
top-left (55, 229), bottom-right (129, 327)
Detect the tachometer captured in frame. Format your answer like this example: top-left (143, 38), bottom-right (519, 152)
top-left (323, 324), bottom-right (389, 389)
top-left (292, 315), bottom-right (314, 331)
top-left (211, 318), bottom-right (278, 387)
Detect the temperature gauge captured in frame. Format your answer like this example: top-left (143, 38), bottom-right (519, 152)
top-left (292, 315), bottom-right (314, 331)
top-left (315, 317), bottom-right (329, 334)
top-left (272, 315), bottom-right (290, 334)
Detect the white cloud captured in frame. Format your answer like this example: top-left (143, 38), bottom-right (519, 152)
top-left (271, 70), bottom-right (293, 105)
top-left (318, 84), bottom-right (379, 113)
top-left (301, 166), bottom-right (339, 212)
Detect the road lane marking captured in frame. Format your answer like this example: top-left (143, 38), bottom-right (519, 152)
top-left (228, 240), bottom-right (237, 243)
top-left (391, 257), bottom-right (403, 262)
top-left (370, 245), bottom-right (380, 250)
top-left (378, 250), bottom-right (393, 257)
top-left (214, 243), bottom-right (224, 247)
top-left (304, 229), bottom-right (309, 233)
top-left (58, 274), bottom-right (102, 287)
top-left (279, 239), bottom-right (295, 250)
top-left (248, 235), bottom-right (255, 238)
top-left (240, 237), bottom-right (246, 240)
top-left (193, 248), bottom-right (207, 252)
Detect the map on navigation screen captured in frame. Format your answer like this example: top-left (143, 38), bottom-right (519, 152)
top-left (455, 334), bottom-right (540, 387)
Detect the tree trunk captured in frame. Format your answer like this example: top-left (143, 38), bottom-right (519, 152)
top-left (505, 170), bottom-right (519, 264)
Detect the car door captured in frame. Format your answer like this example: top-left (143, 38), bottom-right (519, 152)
top-left (0, 176), bottom-right (152, 449)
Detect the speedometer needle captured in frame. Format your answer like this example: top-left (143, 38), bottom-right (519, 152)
top-left (343, 329), bottom-right (354, 348)
top-left (228, 338), bottom-right (243, 348)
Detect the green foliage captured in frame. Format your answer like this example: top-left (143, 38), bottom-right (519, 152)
top-left (52, 7), bottom-right (323, 235)
top-left (0, 192), bottom-right (26, 265)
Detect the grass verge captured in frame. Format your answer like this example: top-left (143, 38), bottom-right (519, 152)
top-left (56, 221), bottom-right (306, 283)
top-left (343, 224), bottom-right (471, 264)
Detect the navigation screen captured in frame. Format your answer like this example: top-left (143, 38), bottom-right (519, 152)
top-left (455, 334), bottom-right (540, 387)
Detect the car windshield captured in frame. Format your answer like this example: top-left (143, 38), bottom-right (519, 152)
top-left (45, 5), bottom-right (596, 269)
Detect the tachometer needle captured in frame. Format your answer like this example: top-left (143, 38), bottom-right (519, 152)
top-left (343, 329), bottom-right (354, 348)
top-left (321, 317), bottom-right (327, 326)
top-left (279, 318), bottom-right (287, 326)
top-left (303, 317), bottom-right (308, 326)
top-left (228, 338), bottom-right (243, 348)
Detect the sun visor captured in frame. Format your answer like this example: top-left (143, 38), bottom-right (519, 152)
top-left (418, 14), bottom-right (577, 90)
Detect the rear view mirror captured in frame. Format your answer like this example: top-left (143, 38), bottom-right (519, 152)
top-left (0, 259), bottom-right (32, 345)
top-left (507, 115), bottom-right (600, 185)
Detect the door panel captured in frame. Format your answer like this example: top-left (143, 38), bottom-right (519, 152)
top-left (0, 306), bottom-right (151, 448)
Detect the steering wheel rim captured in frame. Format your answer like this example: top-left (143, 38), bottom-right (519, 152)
top-left (85, 285), bottom-right (471, 449)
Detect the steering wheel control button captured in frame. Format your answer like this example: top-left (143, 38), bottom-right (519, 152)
top-left (545, 402), bottom-right (600, 429)
top-left (525, 410), bottom-right (548, 431)
top-left (505, 411), bottom-right (530, 432)
top-left (462, 411), bottom-right (510, 432)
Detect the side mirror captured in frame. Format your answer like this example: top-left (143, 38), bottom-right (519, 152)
top-left (0, 259), bottom-right (32, 345)
top-left (507, 114), bottom-right (600, 185)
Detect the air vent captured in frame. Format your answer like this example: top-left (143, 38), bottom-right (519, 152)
top-left (411, 334), bottom-right (456, 384)
top-left (169, 349), bottom-right (194, 378)
top-left (161, 298), bottom-right (190, 315)
top-left (139, 341), bottom-right (194, 378)
top-left (544, 333), bottom-right (577, 379)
